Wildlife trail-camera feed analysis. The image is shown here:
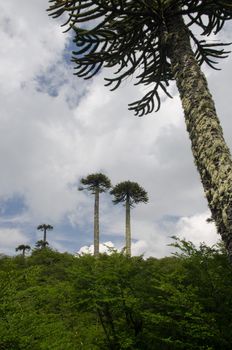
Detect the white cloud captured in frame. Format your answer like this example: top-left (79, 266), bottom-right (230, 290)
top-left (0, 0), bottom-right (67, 92)
top-left (130, 211), bottom-right (219, 258)
top-left (0, 213), bottom-right (30, 225)
top-left (77, 241), bottom-right (116, 255)
top-left (0, 228), bottom-right (30, 255)
top-left (131, 240), bottom-right (148, 256)
top-left (176, 211), bottom-right (218, 247)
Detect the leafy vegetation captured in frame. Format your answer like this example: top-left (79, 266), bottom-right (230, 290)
top-left (1, 239), bottom-right (232, 349)
top-left (15, 244), bottom-right (31, 257)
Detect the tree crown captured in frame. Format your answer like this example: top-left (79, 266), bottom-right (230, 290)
top-left (110, 180), bottom-right (148, 207)
top-left (15, 245), bottom-right (31, 252)
top-left (35, 240), bottom-right (49, 249)
top-left (48, 0), bottom-right (232, 116)
top-left (37, 224), bottom-right (54, 231)
top-left (79, 173), bottom-right (111, 194)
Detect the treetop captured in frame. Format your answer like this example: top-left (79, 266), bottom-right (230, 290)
top-left (110, 180), bottom-right (149, 206)
top-left (15, 244), bottom-right (31, 252)
top-left (79, 172), bottom-right (112, 193)
top-left (37, 224), bottom-right (54, 230)
top-left (48, 0), bottom-right (232, 116)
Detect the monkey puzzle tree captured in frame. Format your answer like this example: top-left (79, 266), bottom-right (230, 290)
top-left (15, 244), bottom-right (31, 257)
top-left (79, 173), bottom-right (111, 256)
top-left (48, 1), bottom-right (232, 259)
top-left (37, 224), bottom-right (53, 247)
top-left (110, 181), bottom-right (148, 256)
top-left (35, 240), bottom-right (49, 249)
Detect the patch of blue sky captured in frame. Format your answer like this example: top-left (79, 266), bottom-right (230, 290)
top-left (53, 217), bottom-right (92, 246)
top-left (35, 37), bottom-right (90, 107)
top-left (35, 63), bottom-right (69, 97)
top-left (63, 36), bottom-right (76, 65)
top-left (21, 218), bottom-right (85, 253)
top-left (50, 211), bottom-right (125, 253)
top-left (155, 214), bottom-right (181, 234)
top-left (0, 194), bottom-right (27, 218)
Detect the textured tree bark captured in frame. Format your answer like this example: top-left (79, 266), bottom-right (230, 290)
top-left (125, 196), bottom-right (131, 256)
top-left (94, 189), bottom-right (100, 256)
top-left (167, 15), bottom-right (232, 260)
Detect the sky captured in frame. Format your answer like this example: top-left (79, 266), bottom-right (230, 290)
top-left (0, 0), bottom-right (232, 257)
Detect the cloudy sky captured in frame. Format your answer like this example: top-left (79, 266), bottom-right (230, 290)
top-left (0, 0), bottom-right (231, 257)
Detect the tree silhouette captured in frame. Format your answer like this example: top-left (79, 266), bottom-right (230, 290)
top-left (35, 240), bottom-right (49, 249)
top-left (37, 224), bottom-right (53, 247)
top-left (79, 173), bottom-right (111, 256)
top-left (110, 181), bottom-right (148, 256)
top-left (15, 244), bottom-right (31, 257)
top-left (48, 1), bottom-right (232, 260)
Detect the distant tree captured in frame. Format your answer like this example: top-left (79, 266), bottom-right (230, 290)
top-left (35, 240), bottom-right (49, 249)
top-left (37, 224), bottom-right (53, 247)
top-left (48, 1), bottom-right (232, 261)
top-left (15, 244), bottom-right (31, 257)
top-left (79, 173), bottom-right (111, 256)
top-left (110, 181), bottom-right (148, 256)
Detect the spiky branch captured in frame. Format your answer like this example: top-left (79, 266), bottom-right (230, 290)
top-left (48, 0), bottom-right (232, 116)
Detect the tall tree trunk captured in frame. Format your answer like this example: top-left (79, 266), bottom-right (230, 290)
top-left (167, 15), bottom-right (232, 260)
top-left (125, 196), bottom-right (131, 256)
top-left (43, 228), bottom-right (47, 244)
top-left (94, 189), bottom-right (100, 256)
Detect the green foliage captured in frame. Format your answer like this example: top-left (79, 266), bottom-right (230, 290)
top-left (110, 181), bottom-right (148, 207)
top-left (35, 240), bottom-right (49, 249)
top-left (37, 224), bottom-right (53, 232)
top-left (48, 0), bottom-right (231, 115)
top-left (37, 224), bottom-right (54, 248)
top-left (79, 173), bottom-right (111, 194)
top-left (15, 245), bottom-right (31, 257)
top-left (1, 242), bottom-right (232, 348)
